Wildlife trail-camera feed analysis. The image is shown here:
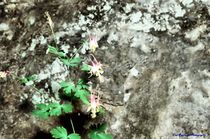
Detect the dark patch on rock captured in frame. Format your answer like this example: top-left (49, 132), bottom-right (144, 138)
top-left (18, 99), bottom-right (34, 113)
top-left (32, 129), bottom-right (53, 139)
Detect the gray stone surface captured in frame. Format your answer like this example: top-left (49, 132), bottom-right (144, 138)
top-left (0, 0), bottom-right (210, 138)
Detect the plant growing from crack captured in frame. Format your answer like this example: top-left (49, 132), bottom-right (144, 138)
top-left (31, 43), bottom-right (112, 139)
top-left (19, 33), bottom-right (112, 138)
top-left (18, 12), bottom-right (113, 139)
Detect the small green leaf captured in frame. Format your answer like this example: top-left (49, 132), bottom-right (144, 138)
top-left (88, 124), bottom-right (113, 139)
top-left (47, 45), bottom-right (58, 54)
top-left (47, 45), bottom-right (66, 58)
top-left (68, 133), bottom-right (81, 139)
top-left (20, 77), bottom-right (28, 84)
top-left (61, 57), bottom-right (81, 67)
top-left (60, 81), bottom-right (76, 95)
top-left (76, 79), bottom-right (89, 90)
top-left (89, 132), bottom-right (113, 139)
top-left (33, 103), bottom-right (73, 118)
top-left (49, 103), bottom-right (62, 116)
top-left (51, 126), bottom-right (68, 139)
top-left (32, 104), bottom-right (49, 119)
top-left (95, 124), bottom-right (107, 132)
top-left (32, 109), bottom-right (49, 119)
top-left (61, 58), bottom-right (70, 66)
top-left (96, 133), bottom-right (113, 139)
top-left (27, 75), bottom-right (37, 81)
top-left (49, 103), bottom-right (73, 116)
top-left (74, 89), bottom-right (90, 104)
top-left (81, 64), bottom-right (91, 71)
top-left (98, 107), bottom-right (106, 115)
top-left (70, 57), bottom-right (81, 66)
top-left (62, 103), bottom-right (73, 113)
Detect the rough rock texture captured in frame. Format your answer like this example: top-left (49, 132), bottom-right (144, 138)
top-left (1, 0), bottom-right (210, 139)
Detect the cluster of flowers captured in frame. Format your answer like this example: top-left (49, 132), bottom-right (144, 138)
top-left (83, 36), bottom-right (104, 118)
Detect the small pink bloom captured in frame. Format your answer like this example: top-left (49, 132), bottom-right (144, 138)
top-left (89, 36), bottom-right (98, 52)
top-left (89, 55), bottom-right (104, 82)
top-left (87, 92), bottom-right (101, 118)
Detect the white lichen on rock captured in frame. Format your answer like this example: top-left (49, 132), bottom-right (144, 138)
top-left (30, 58), bottom-right (69, 104)
top-left (37, 58), bottom-right (68, 81)
top-left (28, 36), bottom-right (47, 51)
top-left (185, 24), bottom-right (207, 41)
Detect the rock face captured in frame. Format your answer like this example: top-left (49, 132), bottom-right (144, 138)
top-left (0, 0), bottom-right (210, 139)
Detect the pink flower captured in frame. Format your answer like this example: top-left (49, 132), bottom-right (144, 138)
top-left (89, 36), bottom-right (98, 52)
top-left (87, 93), bottom-right (101, 118)
top-left (89, 55), bottom-right (104, 82)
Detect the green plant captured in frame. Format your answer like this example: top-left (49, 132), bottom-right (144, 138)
top-left (32, 103), bottom-right (73, 119)
top-left (51, 119), bottom-right (81, 139)
top-left (60, 79), bottom-right (90, 104)
top-left (51, 126), bottom-right (79, 139)
top-left (47, 45), bottom-right (81, 67)
top-left (24, 14), bottom-right (113, 139)
top-left (88, 124), bottom-right (113, 139)
top-left (27, 39), bottom-right (113, 139)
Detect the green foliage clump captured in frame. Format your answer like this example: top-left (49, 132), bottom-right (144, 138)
top-left (88, 124), bottom-right (113, 139)
top-left (51, 126), bottom-right (81, 139)
top-left (60, 79), bottom-right (90, 104)
top-left (47, 45), bottom-right (81, 67)
top-left (23, 38), bottom-right (113, 139)
top-left (32, 103), bottom-right (73, 119)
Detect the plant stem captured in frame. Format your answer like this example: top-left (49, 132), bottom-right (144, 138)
top-left (70, 118), bottom-right (75, 133)
top-left (45, 11), bottom-right (57, 47)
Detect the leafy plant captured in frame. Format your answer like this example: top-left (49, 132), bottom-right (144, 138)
top-left (32, 103), bottom-right (73, 119)
top-left (74, 89), bottom-right (89, 105)
top-left (51, 118), bottom-right (81, 139)
top-left (51, 126), bottom-right (81, 139)
top-left (61, 57), bottom-right (81, 67)
top-left (60, 80), bottom-right (76, 95)
top-left (76, 79), bottom-right (89, 89)
top-left (27, 33), bottom-right (113, 139)
top-left (60, 79), bottom-right (90, 104)
top-left (88, 124), bottom-right (113, 139)
top-left (47, 45), bottom-right (66, 58)
top-left (81, 64), bottom-right (91, 71)
top-left (47, 45), bottom-right (81, 68)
